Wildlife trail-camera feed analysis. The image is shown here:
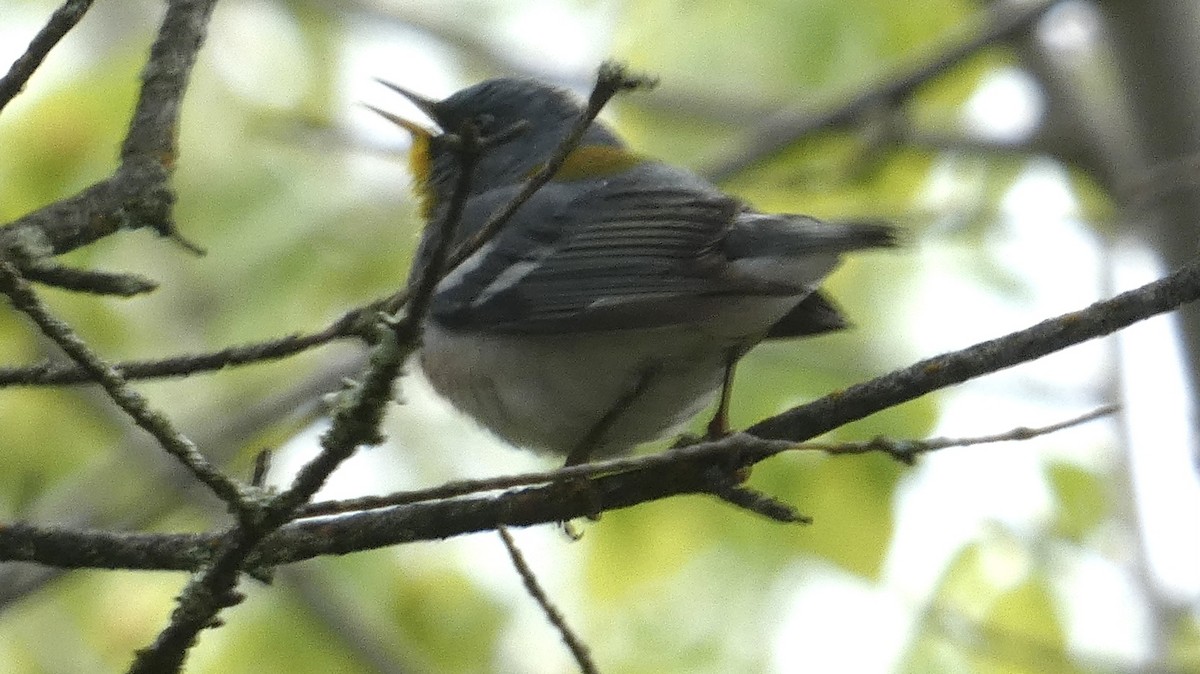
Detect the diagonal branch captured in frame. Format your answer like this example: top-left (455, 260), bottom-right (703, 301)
top-left (0, 260), bottom-right (247, 509)
top-left (0, 324), bottom-right (354, 386)
top-left (497, 525), bottom-right (598, 674)
top-left (372, 61), bottom-right (656, 319)
top-left (295, 404), bottom-right (1114, 520)
top-left (703, 0), bottom-right (1057, 181)
top-left (128, 49), bottom-right (506, 673)
top-left (746, 257), bottom-right (1200, 442)
top-left (0, 65), bottom-right (659, 386)
top-left (7, 249), bottom-right (1198, 574)
top-left (0, 400), bottom-right (1117, 572)
top-left (127, 313), bottom-right (413, 672)
top-left (0, 0), bottom-right (217, 268)
top-left (0, 0), bottom-right (95, 114)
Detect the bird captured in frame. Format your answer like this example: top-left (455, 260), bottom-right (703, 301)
top-left (369, 76), bottom-right (894, 465)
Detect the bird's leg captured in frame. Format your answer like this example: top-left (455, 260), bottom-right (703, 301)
top-left (559, 367), bottom-right (659, 525)
top-left (705, 349), bottom-right (739, 440)
top-left (704, 350), bottom-right (757, 487)
top-left (565, 365), bottom-right (660, 467)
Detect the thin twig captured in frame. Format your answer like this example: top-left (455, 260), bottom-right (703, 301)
top-left (432, 62), bottom-right (656, 299)
top-left (250, 450), bottom-right (272, 488)
top-left (0, 404), bottom-right (1148, 573)
top-left (0, 0), bottom-right (95, 114)
top-left (300, 404), bottom-right (1112, 519)
top-left (0, 64), bottom-right (656, 385)
top-left (801, 403), bottom-right (1119, 463)
top-left (0, 323), bottom-right (352, 386)
top-left (0, 0), bottom-right (216, 266)
top-left (129, 102), bottom-right (493, 671)
top-left (120, 0), bottom-right (213, 167)
top-left (127, 524), bottom-right (258, 674)
top-left (128, 315), bottom-right (409, 672)
top-left (747, 258), bottom-right (1200, 443)
top-left (18, 262), bottom-right (158, 296)
top-left (0, 259), bottom-right (247, 510)
top-left (296, 432), bottom-right (793, 518)
top-left (392, 119), bottom-right (484, 333)
top-left (296, 404), bottom-right (1115, 521)
top-left (271, 96), bottom-right (490, 517)
top-left (702, 468), bottom-right (811, 524)
top-left (497, 525), bottom-right (598, 674)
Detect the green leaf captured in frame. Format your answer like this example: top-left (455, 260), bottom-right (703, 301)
top-left (901, 539), bottom-right (1084, 674)
top-left (1045, 461), bottom-right (1109, 542)
top-left (1169, 614), bottom-right (1200, 674)
top-left (977, 579), bottom-right (1080, 674)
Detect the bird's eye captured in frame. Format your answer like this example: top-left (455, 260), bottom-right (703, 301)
top-left (473, 113), bottom-right (495, 131)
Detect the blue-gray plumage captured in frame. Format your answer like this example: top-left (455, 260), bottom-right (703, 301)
top-left (376, 77), bottom-right (894, 462)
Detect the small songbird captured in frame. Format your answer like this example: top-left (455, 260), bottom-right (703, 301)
top-left (370, 76), bottom-right (894, 465)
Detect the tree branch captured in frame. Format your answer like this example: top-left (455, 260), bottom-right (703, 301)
top-left (0, 0), bottom-right (94, 113)
top-left (0, 0), bottom-right (216, 270)
top-left (0, 65), bottom-right (651, 385)
top-left (498, 525), bottom-right (597, 674)
top-left (0, 260), bottom-right (248, 510)
top-left (126, 86), bottom-right (491, 673)
top-left (0, 323), bottom-right (353, 386)
top-left (703, 0), bottom-right (1057, 181)
top-left (4, 246), bottom-right (1194, 574)
top-left (439, 62), bottom-right (657, 276)
top-left (746, 257), bottom-right (1200, 441)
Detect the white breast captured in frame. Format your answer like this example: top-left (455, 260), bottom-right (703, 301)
top-left (418, 324), bottom-right (729, 457)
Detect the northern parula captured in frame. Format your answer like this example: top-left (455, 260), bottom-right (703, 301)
top-left (372, 77), bottom-right (894, 465)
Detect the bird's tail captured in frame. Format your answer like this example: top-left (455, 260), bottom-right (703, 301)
top-left (721, 212), bottom-right (895, 290)
top-left (725, 213), bottom-right (896, 259)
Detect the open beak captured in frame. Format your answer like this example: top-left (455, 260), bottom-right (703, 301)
top-left (362, 102), bottom-right (433, 138)
top-left (374, 78), bottom-right (442, 126)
